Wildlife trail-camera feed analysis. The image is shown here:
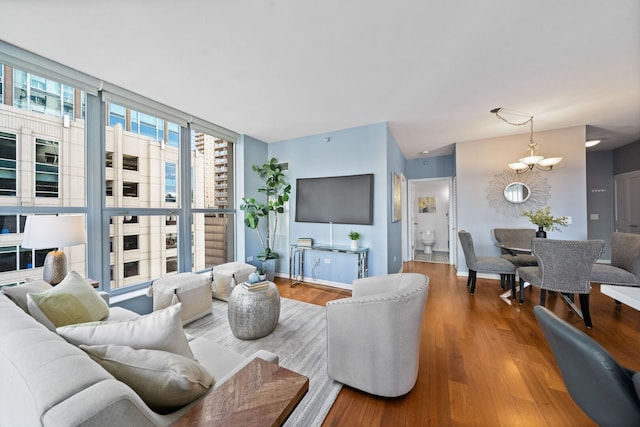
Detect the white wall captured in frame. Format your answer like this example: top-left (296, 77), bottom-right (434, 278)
top-left (456, 125), bottom-right (587, 275)
top-left (412, 179), bottom-right (450, 253)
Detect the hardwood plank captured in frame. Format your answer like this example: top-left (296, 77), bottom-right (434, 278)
top-left (274, 261), bottom-right (640, 426)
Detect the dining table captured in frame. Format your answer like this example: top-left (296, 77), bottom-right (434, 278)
top-left (496, 243), bottom-right (534, 304)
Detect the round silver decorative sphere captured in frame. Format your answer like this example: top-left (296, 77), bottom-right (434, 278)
top-left (227, 282), bottom-right (280, 340)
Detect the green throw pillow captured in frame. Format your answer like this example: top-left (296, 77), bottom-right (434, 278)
top-left (80, 344), bottom-right (214, 414)
top-left (28, 271), bottom-right (109, 328)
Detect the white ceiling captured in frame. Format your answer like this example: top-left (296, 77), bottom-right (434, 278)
top-left (1, 0), bottom-right (638, 159)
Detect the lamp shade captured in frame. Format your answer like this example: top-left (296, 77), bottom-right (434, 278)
top-left (22, 215), bottom-right (86, 249)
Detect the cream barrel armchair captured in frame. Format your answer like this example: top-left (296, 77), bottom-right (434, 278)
top-left (326, 273), bottom-right (429, 397)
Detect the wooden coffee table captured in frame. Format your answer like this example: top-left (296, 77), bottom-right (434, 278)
top-left (172, 357), bottom-right (308, 427)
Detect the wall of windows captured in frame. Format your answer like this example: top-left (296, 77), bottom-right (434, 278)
top-left (0, 52), bottom-right (239, 292)
top-left (0, 63), bottom-right (87, 286)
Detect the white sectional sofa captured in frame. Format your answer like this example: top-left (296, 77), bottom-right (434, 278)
top-left (0, 288), bottom-right (277, 426)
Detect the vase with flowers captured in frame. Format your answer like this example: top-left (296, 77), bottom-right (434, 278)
top-left (521, 206), bottom-right (568, 238)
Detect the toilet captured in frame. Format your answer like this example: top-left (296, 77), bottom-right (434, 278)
top-left (420, 230), bottom-right (436, 254)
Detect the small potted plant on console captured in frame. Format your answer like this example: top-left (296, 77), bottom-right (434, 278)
top-left (348, 230), bottom-right (361, 250)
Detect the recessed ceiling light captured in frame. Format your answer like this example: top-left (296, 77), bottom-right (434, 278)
top-left (421, 150), bottom-right (429, 155)
top-left (585, 139), bottom-right (601, 147)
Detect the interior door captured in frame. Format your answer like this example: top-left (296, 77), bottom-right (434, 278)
top-left (614, 170), bottom-right (640, 234)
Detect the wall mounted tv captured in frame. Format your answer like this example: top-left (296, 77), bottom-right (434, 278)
top-left (295, 174), bottom-right (374, 225)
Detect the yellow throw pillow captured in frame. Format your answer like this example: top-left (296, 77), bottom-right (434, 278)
top-left (28, 271), bottom-right (109, 328)
top-left (80, 344), bottom-right (214, 414)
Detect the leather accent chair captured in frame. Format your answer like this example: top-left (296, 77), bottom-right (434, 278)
top-left (517, 238), bottom-right (604, 327)
top-left (590, 232), bottom-right (640, 288)
top-left (458, 230), bottom-right (516, 294)
top-left (534, 305), bottom-right (640, 426)
top-left (493, 228), bottom-right (538, 267)
top-left (326, 273), bottom-right (429, 397)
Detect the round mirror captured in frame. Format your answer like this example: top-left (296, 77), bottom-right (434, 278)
top-left (503, 182), bottom-right (530, 203)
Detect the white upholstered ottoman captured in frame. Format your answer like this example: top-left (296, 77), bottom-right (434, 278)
top-left (212, 262), bottom-right (257, 301)
top-left (147, 272), bottom-right (212, 324)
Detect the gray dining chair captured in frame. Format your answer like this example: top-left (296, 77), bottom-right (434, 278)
top-left (493, 228), bottom-right (538, 267)
top-left (457, 230), bottom-right (516, 295)
top-left (517, 238), bottom-right (604, 327)
top-left (534, 305), bottom-right (640, 426)
top-left (590, 232), bottom-right (640, 289)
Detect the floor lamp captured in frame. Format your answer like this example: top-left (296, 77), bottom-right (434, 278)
top-left (21, 215), bottom-right (86, 285)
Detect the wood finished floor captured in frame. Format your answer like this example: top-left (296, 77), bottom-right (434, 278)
top-left (274, 261), bottom-right (640, 427)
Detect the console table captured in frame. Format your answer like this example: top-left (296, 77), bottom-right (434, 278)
top-left (289, 244), bottom-right (369, 286)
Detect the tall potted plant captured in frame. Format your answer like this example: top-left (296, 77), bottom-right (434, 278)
top-left (240, 158), bottom-right (291, 280)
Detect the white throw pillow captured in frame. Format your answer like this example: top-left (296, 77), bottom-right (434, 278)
top-left (57, 303), bottom-right (195, 359)
top-left (80, 344), bottom-right (214, 414)
top-left (27, 271), bottom-right (109, 329)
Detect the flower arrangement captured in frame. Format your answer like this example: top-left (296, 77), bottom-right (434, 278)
top-left (521, 206), bottom-right (568, 231)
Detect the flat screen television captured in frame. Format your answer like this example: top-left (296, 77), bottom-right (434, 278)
top-left (295, 174), bottom-right (374, 225)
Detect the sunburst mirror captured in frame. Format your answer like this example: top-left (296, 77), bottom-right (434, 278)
top-left (486, 169), bottom-right (550, 217)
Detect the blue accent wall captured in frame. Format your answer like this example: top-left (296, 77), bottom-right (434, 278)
top-left (386, 126), bottom-right (405, 273)
top-left (267, 122), bottom-right (404, 283)
top-left (406, 154), bottom-right (456, 179)
top-left (240, 135), bottom-right (269, 265)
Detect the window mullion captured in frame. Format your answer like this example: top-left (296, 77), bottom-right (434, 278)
top-left (85, 92), bottom-right (105, 285)
top-left (178, 125), bottom-right (192, 272)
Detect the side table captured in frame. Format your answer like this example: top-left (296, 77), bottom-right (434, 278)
top-left (172, 358), bottom-right (308, 427)
top-left (228, 282), bottom-right (280, 340)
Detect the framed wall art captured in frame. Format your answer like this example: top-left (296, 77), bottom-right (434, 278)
top-left (392, 172), bottom-right (401, 222)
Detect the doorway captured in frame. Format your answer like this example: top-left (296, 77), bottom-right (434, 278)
top-left (408, 178), bottom-right (455, 264)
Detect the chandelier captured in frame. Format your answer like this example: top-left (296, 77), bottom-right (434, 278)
top-left (491, 107), bottom-right (562, 174)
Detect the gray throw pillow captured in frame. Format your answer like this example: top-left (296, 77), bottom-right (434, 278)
top-left (1, 280), bottom-right (52, 313)
top-left (81, 344), bottom-right (214, 414)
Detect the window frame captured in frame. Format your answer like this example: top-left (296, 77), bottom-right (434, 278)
top-left (0, 42), bottom-right (240, 293)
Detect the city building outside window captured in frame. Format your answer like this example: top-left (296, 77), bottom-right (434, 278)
top-left (165, 162), bottom-right (177, 203)
top-left (0, 64), bottom-right (86, 287)
top-left (0, 58), bottom-right (237, 291)
top-left (0, 132), bottom-right (17, 196)
top-left (12, 69), bottom-right (79, 119)
top-left (191, 131), bottom-right (235, 268)
top-left (34, 138), bottom-right (59, 198)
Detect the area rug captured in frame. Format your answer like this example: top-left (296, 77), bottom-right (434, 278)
top-left (184, 297), bottom-right (342, 426)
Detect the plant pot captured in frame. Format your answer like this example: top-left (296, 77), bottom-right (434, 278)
top-left (536, 226), bottom-right (547, 238)
top-left (350, 240), bottom-right (359, 250)
top-left (262, 259), bottom-right (276, 282)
